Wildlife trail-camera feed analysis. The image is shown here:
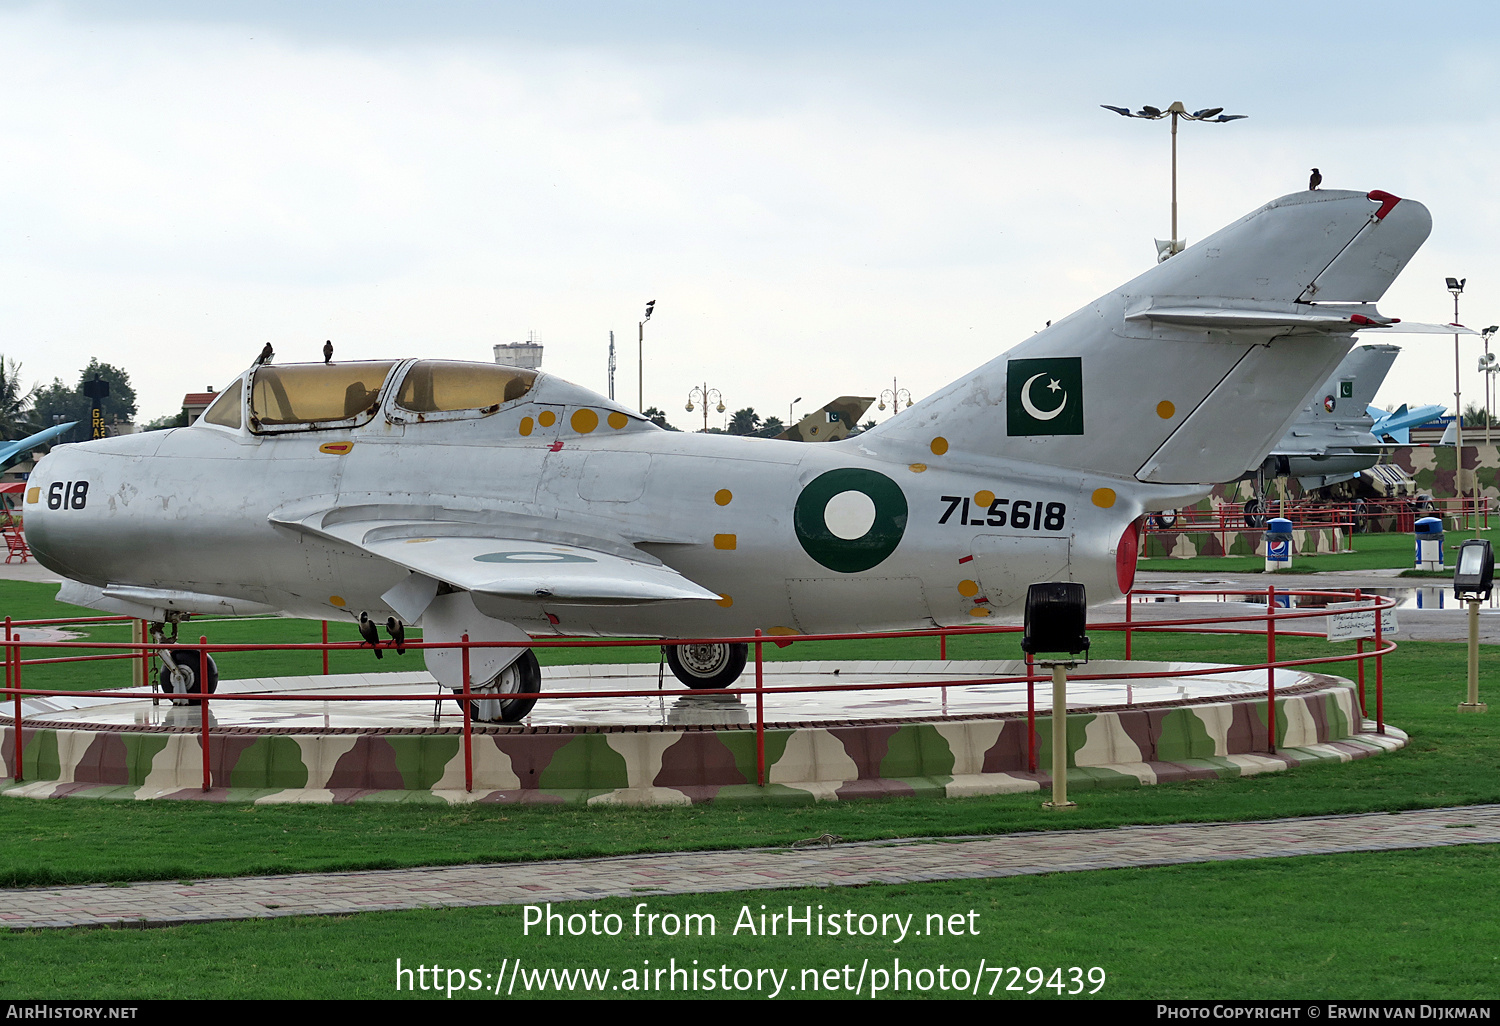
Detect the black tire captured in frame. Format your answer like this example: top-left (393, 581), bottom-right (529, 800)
top-left (666, 642), bottom-right (748, 690)
top-left (1352, 500), bottom-right (1369, 534)
top-left (456, 649), bottom-right (541, 724)
top-left (1243, 499), bottom-right (1266, 530)
top-left (1149, 509), bottom-right (1179, 530)
top-left (158, 650), bottom-right (218, 705)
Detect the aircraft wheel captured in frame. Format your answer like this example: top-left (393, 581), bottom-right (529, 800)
top-left (158, 650), bottom-right (219, 706)
top-left (1150, 509), bottom-right (1179, 530)
top-left (457, 649), bottom-right (541, 724)
top-left (666, 642), bottom-right (748, 690)
top-left (1243, 499), bottom-right (1266, 529)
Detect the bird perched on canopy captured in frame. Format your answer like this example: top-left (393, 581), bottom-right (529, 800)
top-left (323, 340), bottom-right (333, 364)
top-left (257, 342), bottom-right (274, 365)
top-left (1309, 168), bottom-right (1322, 190)
top-left (358, 612), bottom-right (383, 659)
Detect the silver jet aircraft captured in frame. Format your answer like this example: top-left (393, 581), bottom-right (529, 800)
top-left (25, 188), bottom-right (1432, 720)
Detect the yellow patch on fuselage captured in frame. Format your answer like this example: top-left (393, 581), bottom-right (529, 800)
top-left (713, 534), bottom-right (737, 550)
top-left (318, 441), bottom-right (353, 455)
top-left (329, 596), bottom-right (346, 608)
top-left (25, 487), bottom-right (38, 505)
top-left (716, 594), bottom-right (733, 607)
top-left (607, 411), bottom-right (629, 429)
top-left (571, 408), bottom-right (599, 433)
top-left (957, 579), bottom-right (979, 597)
top-left (714, 489), bottom-right (733, 506)
top-left (974, 489), bottom-right (995, 507)
top-left (1092, 488), bottom-right (1117, 508)
top-left (519, 417), bottom-right (534, 437)
top-left (930, 437), bottom-right (949, 456)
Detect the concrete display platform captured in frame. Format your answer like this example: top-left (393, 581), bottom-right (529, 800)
top-left (2, 659), bottom-right (1405, 804)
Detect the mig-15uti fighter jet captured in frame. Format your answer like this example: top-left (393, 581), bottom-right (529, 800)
top-left (25, 188), bottom-right (1432, 720)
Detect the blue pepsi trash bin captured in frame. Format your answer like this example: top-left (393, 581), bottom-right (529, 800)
top-left (1264, 517), bottom-right (1293, 572)
top-left (1415, 516), bottom-right (1444, 571)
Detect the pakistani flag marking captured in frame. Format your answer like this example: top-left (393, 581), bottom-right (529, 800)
top-left (1008, 357), bottom-right (1084, 435)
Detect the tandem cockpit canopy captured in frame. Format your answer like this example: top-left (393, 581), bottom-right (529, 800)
top-left (231, 360), bottom-right (539, 434)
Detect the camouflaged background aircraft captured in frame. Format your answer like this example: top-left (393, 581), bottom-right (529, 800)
top-left (24, 188), bottom-right (1432, 720)
top-left (775, 396), bottom-right (875, 443)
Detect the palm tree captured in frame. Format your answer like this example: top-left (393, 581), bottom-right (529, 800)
top-left (0, 356), bottom-right (38, 441)
top-left (727, 408), bottom-right (761, 435)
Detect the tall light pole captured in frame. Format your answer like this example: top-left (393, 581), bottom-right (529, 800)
top-left (685, 384), bottom-right (724, 433)
top-left (789, 396), bottom-right (802, 427)
top-left (638, 300), bottom-right (655, 412)
top-left (1101, 102), bottom-right (1247, 261)
top-left (1448, 278), bottom-right (1478, 537)
top-left (1480, 326), bottom-right (1499, 449)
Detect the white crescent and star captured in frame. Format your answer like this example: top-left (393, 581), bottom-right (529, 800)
top-left (1020, 372), bottom-right (1067, 421)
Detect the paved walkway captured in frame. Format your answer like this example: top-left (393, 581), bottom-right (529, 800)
top-left (6, 805), bottom-right (1498, 930)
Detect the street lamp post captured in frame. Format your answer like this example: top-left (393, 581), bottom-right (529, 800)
top-left (789, 396), bottom-right (802, 427)
top-left (1448, 278), bottom-right (1479, 537)
top-left (685, 384), bottom-right (725, 433)
top-left (1480, 327), bottom-right (1499, 449)
top-left (878, 378), bottom-right (913, 414)
top-left (638, 300), bottom-right (655, 413)
top-left (1101, 101), bottom-right (1246, 261)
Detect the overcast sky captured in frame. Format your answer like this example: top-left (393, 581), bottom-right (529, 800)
top-left (2, 0), bottom-right (1497, 425)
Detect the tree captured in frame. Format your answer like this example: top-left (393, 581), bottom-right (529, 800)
top-left (1462, 403), bottom-right (1496, 429)
top-left (0, 356), bottom-right (38, 441)
top-left (727, 408), bottom-right (761, 436)
top-left (642, 406), bottom-right (680, 431)
top-left (32, 360), bottom-right (139, 443)
top-left (754, 416), bottom-right (785, 438)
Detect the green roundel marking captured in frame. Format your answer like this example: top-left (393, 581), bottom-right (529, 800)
top-left (475, 551), bottom-right (597, 563)
top-left (794, 468), bottom-right (908, 573)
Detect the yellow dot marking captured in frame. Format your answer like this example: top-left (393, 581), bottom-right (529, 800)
top-left (25, 487), bottom-right (39, 504)
top-left (974, 489), bottom-right (995, 508)
top-left (716, 594), bottom-right (734, 608)
top-left (519, 417), bottom-right (534, 437)
top-left (607, 411), bottom-right (629, 429)
top-left (1157, 400), bottom-right (1175, 419)
top-left (329, 596), bottom-right (346, 608)
top-left (538, 410), bottom-right (556, 427)
top-left (713, 533), bottom-right (737, 550)
top-left (908, 463), bottom-right (927, 473)
top-left (714, 489), bottom-right (733, 506)
top-left (571, 408), bottom-right (599, 433)
top-left (1092, 487), bottom-right (1117, 509)
top-left (957, 579), bottom-right (979, 597)
top-left (968, 607), bottom-right (991, 618)
top-left (930, 436), bottom-right (949, 456)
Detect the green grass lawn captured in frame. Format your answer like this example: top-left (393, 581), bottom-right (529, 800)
top-left (1137, 524), bottom-right (1500, 574)
top-left (4, 847), bottom-right (1497, 999)
top-left (3, 579), bottom-right (1497, 1000)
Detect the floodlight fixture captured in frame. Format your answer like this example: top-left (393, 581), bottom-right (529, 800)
top-left (1454, 539), bottom-right (1494, 600)
top-left (1099, 100), bottom-right (1245, 259)
top-left (1447, 277), bottom-right (1466, 294)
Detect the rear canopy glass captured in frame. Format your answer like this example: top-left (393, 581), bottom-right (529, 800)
top-left (250, 362), bottom-right (397, 429)
top-left (395, 361), bottom-right (536, 413)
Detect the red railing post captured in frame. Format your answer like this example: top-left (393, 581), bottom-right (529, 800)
top-left (1124, 590), bottom-right (1133, 660)
top-left (7, 616), bottom-right (18, 783)
top-left (1374, 604), bottom-right (1385, 735)
top-left (754, 629), bottom-right (765, 787)
top-left (1266, 586), bottom-right (1277, 755)
top-left (1025, 651), bottom-right (1037, 774)
top-left (939, 629), bottom-right (947, 661)
top-left (461, 634), bottom-right (473, 792)
top-left (199, 635), bottom-right (211, 792)
top-left (1354, 589), bottom-right (1366, 717)
top-left (321, 620), bottom-right (329, 675)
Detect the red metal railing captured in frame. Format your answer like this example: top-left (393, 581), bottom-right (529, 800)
top-left (2, 587), bottom-right (1396, 792)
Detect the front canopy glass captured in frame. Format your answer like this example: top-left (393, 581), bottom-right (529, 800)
top-left (249, 362), bottom-right (398, 430)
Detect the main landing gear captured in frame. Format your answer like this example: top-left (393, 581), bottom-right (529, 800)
top-left (456, 649), bottom-right (541, 724)
top-left (664, 642), bottom-right (748, 690)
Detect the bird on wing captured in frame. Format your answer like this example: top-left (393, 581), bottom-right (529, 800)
top-left (358, 612), bottom-right (383, 658)
top-left (1309, 168), bottom-right (1322, 191)
top-left (323, 340), bottom-right (334, 364)
top-left (385, 617), bottom-right (406, 655)
top-left (257, 342), bottom-right (274, 365)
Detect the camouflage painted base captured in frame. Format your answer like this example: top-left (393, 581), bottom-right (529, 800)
top-left (1145, 526), bottom-right (1343, 560)
top-left (0, 663), bottom-right (1404, 805)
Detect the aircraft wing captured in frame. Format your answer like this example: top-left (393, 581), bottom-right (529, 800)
top-left (270, 505), bottom-right (721, 606)
top-left (0, 420), bottom-right (77, 465)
